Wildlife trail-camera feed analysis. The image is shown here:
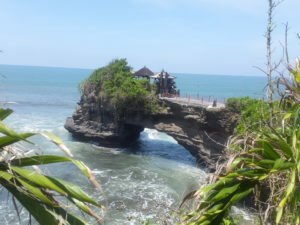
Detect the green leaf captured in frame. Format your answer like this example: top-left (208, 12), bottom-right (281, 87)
top-left (0, 121), bottom-right (34, 144)
top-left (11, 166), bottom-right (100, 207)
top-left (226, 185), bottom-right (254, 207)
top-left (211, 184), bottom-right (240, 202)
top-left (70, 198), bottom-right (102, 222)
top-left (70, 160), bottom-right (101, 189)
top-left (272, 159), bottom-right (295, 171)
top-left (2, 178), bottom-right (90, 225)
top-left (10, 155), bottom-right (75, 167)
top-left (0, 108), bottom-right (102, 224)
top-left (201, 177), bottom-right (236, 193)
top-left (0, 108), bottom-right (13, 120)
top-left (0, 133), bottom-right (34, 148)
top-left (236, 168), bottom-right (268, 180)
top-left (257, 140), bottom-right (280, 160)
top-left (16, 178), bottom-right (55, 206)
top-left (283, 112), bottom-right (292, 120)
top-left (276, 170), bottom-right (296, 224)
top-left (0, 170), bottom-right (14, 180)
top-left (277, 138), bottom-right (293, 159)
top-left (256, 159), bottom-right (276, 169)
top-left (10, 155), bottom-right (101, 189)
top-left (292, 131), bottom-right (297, 149)
top-left (41, 132), bottom-right (73, 157)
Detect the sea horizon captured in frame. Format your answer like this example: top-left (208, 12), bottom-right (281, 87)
top-left (0, 63), bottom-right (263, 78)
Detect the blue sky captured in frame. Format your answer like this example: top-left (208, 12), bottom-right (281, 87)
top-left (0, 0), bottom-right (299, 75)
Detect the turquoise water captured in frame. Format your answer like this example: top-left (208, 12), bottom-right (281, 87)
top-left (0, 64), bottom-right (266, 224)
top-left (174, 73), bottom-right (266, 100)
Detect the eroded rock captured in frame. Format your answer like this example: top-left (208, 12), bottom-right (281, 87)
top-left (65, 96), bottom-right (239, 170)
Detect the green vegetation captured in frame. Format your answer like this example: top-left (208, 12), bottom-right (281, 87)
top-left (183, 3), bottom-right (300, 223)
top-left (226, 97), bottom-right (272, 134)
top-left (182, 59), bottom-right (300, 225)
top-left (0, 109), bottom-right (102, 225)
top-left (81, 59), bottom-right (159, 119)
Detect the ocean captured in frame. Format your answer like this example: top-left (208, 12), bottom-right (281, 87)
top-left (0, 64), bottom-right (266, 224)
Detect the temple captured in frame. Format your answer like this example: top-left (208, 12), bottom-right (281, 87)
top-left (133, 66), bottom-right (178, 97)
top-left (133, 66), bottom-right (154, 79)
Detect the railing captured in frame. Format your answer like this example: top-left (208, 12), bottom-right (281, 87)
top-left (160, 92), bottom-right (226, 108)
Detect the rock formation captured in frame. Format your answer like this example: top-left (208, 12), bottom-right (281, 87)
top-left (65, 91), bottom-right (239, 170)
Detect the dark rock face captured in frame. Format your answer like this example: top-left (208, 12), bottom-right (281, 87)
top-left (135, 100), bottom-right (238, 169)
top-left (65, 93), bottom-right (239, 170)
top-left (65, 91), bottom-right (144, 148)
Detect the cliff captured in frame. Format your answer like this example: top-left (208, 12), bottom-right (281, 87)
top-left (65, 93), bottom-right (239, 170)
top-left (65, 59), bottom-right (239, 170)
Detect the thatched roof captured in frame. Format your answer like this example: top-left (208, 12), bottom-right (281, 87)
top-left (134, 66), bottom-right (154, 78)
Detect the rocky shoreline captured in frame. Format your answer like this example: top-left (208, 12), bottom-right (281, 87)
top-left (65, 91), bottom-right (239, 170)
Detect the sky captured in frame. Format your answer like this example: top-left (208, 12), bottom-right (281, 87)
top-left (0, 0), bottom-right (300, 75)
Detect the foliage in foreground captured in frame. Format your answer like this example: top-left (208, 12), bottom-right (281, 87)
top-left (0, 108), bottom-right (102, 225)
top-left (80, 59), bottom-right (159, 119)
top-left (183, 59), bottom-right (300, 225)
top-left (226, 97), bottom-right (272, 134)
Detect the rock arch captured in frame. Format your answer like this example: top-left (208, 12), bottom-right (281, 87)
top-left (65, 98), bottom-right (238, 170)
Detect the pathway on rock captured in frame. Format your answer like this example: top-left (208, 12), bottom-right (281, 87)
top-left (160, 97), bottom-right (225, 108)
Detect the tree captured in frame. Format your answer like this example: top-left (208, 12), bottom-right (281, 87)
top-left (80, 59), bottom-right (159, 119)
